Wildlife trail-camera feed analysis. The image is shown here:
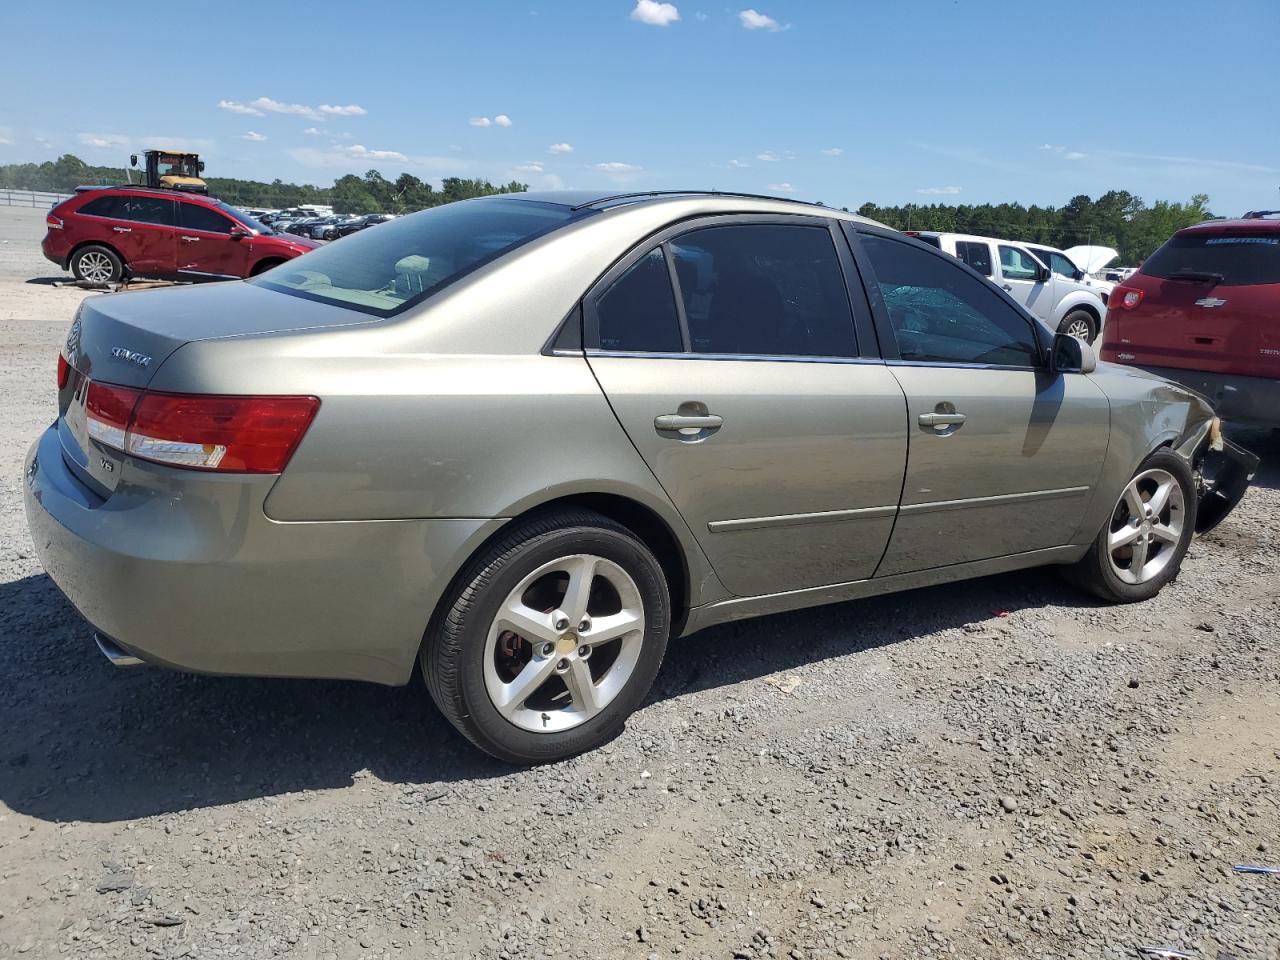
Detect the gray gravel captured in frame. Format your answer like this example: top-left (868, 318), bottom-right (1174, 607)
top-left (1, 206), bottom-right (1278, 960)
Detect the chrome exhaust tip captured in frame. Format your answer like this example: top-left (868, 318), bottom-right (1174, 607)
top-left (94, 632), bottom-right (144, 668)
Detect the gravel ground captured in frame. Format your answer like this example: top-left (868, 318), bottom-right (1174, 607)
top-left (1, 206), bottom-right (1278, 960)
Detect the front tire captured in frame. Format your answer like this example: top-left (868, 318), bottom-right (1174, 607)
top-left (1058, 309), bottom-right (1098, 343)
top-left (1062, 449), bottom-right (1196, 603)
top-left (423, 509), bottom-right (671, 764)
top-left (70, 245), bottom-right (123, 285)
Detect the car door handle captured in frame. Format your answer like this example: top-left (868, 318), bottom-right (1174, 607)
top-left (112, 227), bottom-right (131, 233)
top-left (180, 235), bottom-right (200, 242)
top-left (655, 413), bottom-right (723, 432)
top-left (918, 412), bottom-right (967, 428)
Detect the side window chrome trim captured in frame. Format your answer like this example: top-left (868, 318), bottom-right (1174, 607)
top-left (585, 348), bottom-right (886, 365)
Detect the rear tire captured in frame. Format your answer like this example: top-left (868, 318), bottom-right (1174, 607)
top-left (1058, 309), bottom-right (1097, 343)
top-left (70, 245), bottom-right (123, 285)
top-left (1062, 449), bottom-right (1196, 603)
top-left (422, 509), bottom-right (671, 765)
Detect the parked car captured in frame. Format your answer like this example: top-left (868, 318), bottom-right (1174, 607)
top-left (1101, 216), bottom-right (1280, 427)
top-left (909, 231), bottom-right (1109, 342)
top-left (25, 191), bottom-right (1255, 764)
top-left (42, 186), bottom-right (321, 284)
top-left (324, 213), bottom-right (395, 241)
top-left (306, 215), bottom-right (348, 240)
top-left (1028, 243), bottom-right (1117, 300)
top-left (284, 217), bottom-right (323, 237)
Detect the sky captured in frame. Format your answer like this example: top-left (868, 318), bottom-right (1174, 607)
top-left (1, 0), bottom-right (1277, 215)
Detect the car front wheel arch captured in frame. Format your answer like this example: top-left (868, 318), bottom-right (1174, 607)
top-left (250, 257), bottom-right (285, 276)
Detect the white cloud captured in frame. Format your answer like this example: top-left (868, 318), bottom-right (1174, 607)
top-left (548, 142), bottom-right (574, 154)
top-left (78, 133), bottom-right (129, 149)
top-left (303, 127), bottom-right (322, 136)
top-left (218, 99), bottom-right (264, 116)
top-left (820, 147), bottom-right (843, 157)
top-left (767, 182), bottom-right (795, 193)
top-left (594, 161), bottom-right (642, 172)
top-left (916, 185), bottom-right (962, 195)
top-left (1064, 151), bottom-right (1088, 161)
top-left (756, 150), bottom-right (780, 162)
top-left (347, 144), bottom-right (407, 161)
top-left (739, 8), bottom-right (788, 30)
top-left (241, 131), bottom-right (268, 142)
top-left (249, 96), bottom-right (323, 120)
top-left (319, 103), bottom-right (367, 117)
top-left (493, 114), bottom-right (513, 128)
top-left (515, 162), bottom-right (544, 173)
top-left (631, 0), bottom-right (680, 26)
top-left (729, 159), bottom-right (749, 168)
top-left (1041, 143), bottom-right (1088, 162)
top-left (469, 117), bottom-right (492, 127)
top-left (0, 136), bottom-right (12, 145)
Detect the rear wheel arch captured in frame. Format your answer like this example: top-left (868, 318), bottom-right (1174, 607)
top-left (67, 240), bottom-right (126, 273)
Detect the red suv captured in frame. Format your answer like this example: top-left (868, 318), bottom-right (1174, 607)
top-left (1101, 216), bottom-right (1280, 427)
top-left (42, 186), bottom-right (321, 284)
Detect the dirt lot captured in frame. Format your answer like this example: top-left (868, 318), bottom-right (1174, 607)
top-left (1, 205), bottom-right (1277, 960)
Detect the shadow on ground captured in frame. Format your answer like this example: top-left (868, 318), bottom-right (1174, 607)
top-left (0, 562), bottom-right (1087, 824)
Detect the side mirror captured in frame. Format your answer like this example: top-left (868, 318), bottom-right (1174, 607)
top-left (1050, 331), bottom-right (1097, 374)
top-left (228, 226), bottom-right (250, 240)
top-left (1035, 263), bottom-right (1052, 283)
top-left (198, 161), bottom-right (206, 173)
top-left (130, 154), bottom-right (138, 168)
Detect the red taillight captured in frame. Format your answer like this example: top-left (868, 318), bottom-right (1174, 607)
top-left (84, 383), bottom-right (319, 474)
top-left (57, 354), bottom-right (70, 389)
top-left (46, 215), bottom-right (63, 230)
top-left (1112, 286), bottom-right (1144, 310)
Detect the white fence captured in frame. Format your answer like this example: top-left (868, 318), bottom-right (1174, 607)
top-left (0, 189), bottom-right (72, 208)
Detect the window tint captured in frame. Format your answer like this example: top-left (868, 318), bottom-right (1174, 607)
top-left (1045, 251), bottom-right (1081, 279)
top-left (861, 234), bottom-right (1040, 367)
top-left (79, 196), bottom-right (124, 219)
top-left (1142, 232), bottom-right (1280, 286)
top-left (120, 196), bottom-right (175, 226)
top-left (669, 224), bottom-right (856, 357)
top-left (254, 198), bottom-right (593, 317)
top-left (595, 248), bottom-right (684, 353)
top-left (180, 202), bottom-right (233, 233)
top-left (954, 240), bottom-right (993, 276)
top-left (999, 245), bottom-right (1041, 281)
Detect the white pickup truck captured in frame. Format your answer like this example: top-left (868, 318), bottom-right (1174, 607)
top-left (907, 231), bottom-right (1108, 342)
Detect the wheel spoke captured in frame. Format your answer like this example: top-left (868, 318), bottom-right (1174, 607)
top-left (1109, 523), bottom-right (1142, 552)
top-left (493, 655), bottom-right (558, 719)
top-left (561, 659), bottom-right (601, 719)
top-left (1147, 479), bottom-right (1174, 518)
top-left (1122, 484), bottom-right (1145, 521)
top-left (559, 555), bottom-right (598, 623)
top-left (495, 601), bottom-right (560, 646)
top-left (581, 609), bottom-right (642, 646)
top-left (1129, 535), bottom-right (1149, 575)
top-left (1150, 523), bottom-right (1180, 544)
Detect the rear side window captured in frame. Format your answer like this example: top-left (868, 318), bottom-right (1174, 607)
top-left (1142, 232), bottom-right (1280, 286)
top-left (954, 240), bottom-right (993, 276)
top-left (255, 198), bottom-right (593, 317)
top-left (669, 224), bottom-right (857, 357)
top-left (180, 203), bottom-right (233, 234)
top-left (595, 249), bottom-right (684, 353)
top-left (861, 234), bottom-right (1039, 367)
top-left (79, 196), bottom-right (124, 219)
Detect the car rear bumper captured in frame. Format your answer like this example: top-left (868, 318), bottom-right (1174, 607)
top-left (23, 425), bottom-right (503, 685)
top-left (1134, 365), bottom-right (1280, 427)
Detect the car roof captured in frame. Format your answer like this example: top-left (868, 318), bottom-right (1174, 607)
top-left (73, 185), bottom-right (221, 207)
top-left (910, 230), bottom-right (1031, 247)
top-left (1179, 217), bottom-right (1280, 235)
top-left (506, 190), bottom-right (875, 224)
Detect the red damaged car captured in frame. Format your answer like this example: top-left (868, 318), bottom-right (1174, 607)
top-left (43, 186), bottom-right (320, 285)
top-left (1101, 214), bottom-right (1280, 427)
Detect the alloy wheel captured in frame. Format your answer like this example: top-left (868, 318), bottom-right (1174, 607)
top-left (1065, 317), bottom-right (1092, 341)
top-left (78, 252), bottom-right (114, 284)
top-left (483, 554), bottom-right (645, 733)
top-left (1106, 468), bottom-right (1185, 585)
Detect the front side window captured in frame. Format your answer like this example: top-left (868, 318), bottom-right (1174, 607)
top-left (595, 248), bottom-right (684, 353)
top-left (1142, 232), bottom-right (1280, 286)
top-left (179, 203), bottom-right (233, 234)
top-left (999, 245), bottom-right (1042, 281)
top-left (668, 224), bottom-right (857, 357)
top-left (861, 234), bottom-right (1040, 367)
top-left (953, 240), bottom-right (993, 276)
top-left (1046, 251), bottom-right (1081, 279)
top-left (255, 198), bottom-right (593, 317)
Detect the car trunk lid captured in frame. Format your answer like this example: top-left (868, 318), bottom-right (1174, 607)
top-left (58, 281), bottom-right (375, 497)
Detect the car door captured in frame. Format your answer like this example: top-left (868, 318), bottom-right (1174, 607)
top-left (116, 195), bottom-right (179, 276)
top-left (176, 201), bottom-right (251, 278)
top-left (584, 216), bottom-right (908, 598)
top-left (997, 243), bottom-right (1055, 321)
top-left (848, 228), bottom-right (1109, 576)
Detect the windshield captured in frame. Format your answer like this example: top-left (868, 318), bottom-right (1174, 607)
top-left (252, 198), bottom-right (593, 316)
top-left (1142, 232), bottom-right (1280, 286)
top-left (218, 202), bottom-right (274, 235)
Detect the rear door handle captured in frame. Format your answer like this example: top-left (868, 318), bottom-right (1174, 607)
top-left (180, 235), bottom-right (200, 242)
top-left (112, 227), bottom-right (131, 233)
top-left (918, 412), bottom-right (967, 428)
top-left (655, 413), bottom-right (723, 432)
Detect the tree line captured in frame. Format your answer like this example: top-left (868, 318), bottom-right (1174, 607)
top-left (0, 154), bottom-right (527, 213)
top-left (857, 191), bottom-right (1213, 265)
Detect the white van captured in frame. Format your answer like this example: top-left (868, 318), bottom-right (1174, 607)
top-left (908, 231), bottom-right (1108, 342)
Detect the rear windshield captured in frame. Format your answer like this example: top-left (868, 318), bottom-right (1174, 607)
top-left (253, 198), bottom-right (593, 316)
top-left (1142, 232), bottom-right (1280, 286)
